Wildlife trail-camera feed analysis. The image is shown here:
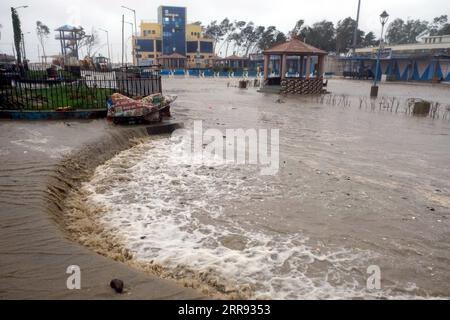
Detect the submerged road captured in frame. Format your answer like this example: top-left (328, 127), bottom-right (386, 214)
top-left (0, 120), bottom-right (202, 299)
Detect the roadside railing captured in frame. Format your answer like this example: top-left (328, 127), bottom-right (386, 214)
top-left (0, 69), bottom-right (161, 111)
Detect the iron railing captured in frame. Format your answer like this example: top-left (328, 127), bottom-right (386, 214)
top-left (0, 69), bottom-right (161, 111)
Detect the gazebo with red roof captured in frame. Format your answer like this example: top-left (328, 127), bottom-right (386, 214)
top-left (217, 54), bottom-right (249, 70)
top-left (262, 38), bottom-right (328, 94)
top-left (157, 53), bottom-right (187, 69)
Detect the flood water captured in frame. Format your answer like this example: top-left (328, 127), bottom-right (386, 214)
top-left (79, 79), bottom-right (450, 299)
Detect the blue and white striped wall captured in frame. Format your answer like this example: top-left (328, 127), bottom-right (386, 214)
top-left (372, 58), bottom-right (450, 82)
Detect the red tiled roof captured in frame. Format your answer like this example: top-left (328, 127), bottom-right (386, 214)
top-left (263, 39), bottom-right (327, 55)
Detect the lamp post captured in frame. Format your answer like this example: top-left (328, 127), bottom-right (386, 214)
top-left (371, 10), bottom-right (389, 98)
top-left (352, 0), bottom-right (362, 55)
top-left (21, 31), bottom-right (31, 62)
top-left (99, 28), bottom-right (111, 63)
top-left (122, 5), bottom-right (139, 66)
top-left (124, 21), bottom-right (134, 66)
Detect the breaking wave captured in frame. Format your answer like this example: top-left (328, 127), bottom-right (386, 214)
top-left (69, 136), bottom-right (424, 299)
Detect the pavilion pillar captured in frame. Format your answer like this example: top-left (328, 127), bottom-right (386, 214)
top-left (318, 55), bottom-right (324, 78)
top-left (281, 54), bottom-right (287, 79)
top-left (306, 56), bottom-right (311, 79)
top-left (300, 56), bottom-right (304, 77)
top-left (263, 54), bottom-right (269, 81)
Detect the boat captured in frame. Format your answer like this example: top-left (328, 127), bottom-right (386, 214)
top-left (107, 93), bottom-right (177, 124)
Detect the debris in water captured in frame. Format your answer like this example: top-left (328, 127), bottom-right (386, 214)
top-left (110, 279), bottom-right (124, 294)
top-left (413, 100), bottom-right (431, 116)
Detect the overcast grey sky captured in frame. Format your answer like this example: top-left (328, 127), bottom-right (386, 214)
top-left (1, 0), bottom-right (449, 62)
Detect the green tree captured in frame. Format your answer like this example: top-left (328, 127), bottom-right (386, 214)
top-left (11, 8), bottom-right (22, 64)
top-left (250, 26), bottom-right (265, 54)
top-left (204, 20), bottom-right (225, 53)
top-left (300, 20), bottom-right (336, 52)
top-left (363, 31), bottom-right (377, 47)
top-left (438, 24), bottom-right (450, 35)
top-left (36, 21), bottom-right (50, 64)
top-left (336, 17), bottom-right (364, 53)
top-left (386, 18), bottom-right (429, 44)
top-left (218, 18), bottom-right (236, 56)
top-left (290, 19), bottom-right (305, 39)
top-left (79, 28), bottom-right (100, 58)
top-left (239, 22), bottom-right (265, 56)
top-left (229, 20), bottom-right (246, 55)
top-left (429, 15), bottom-right (450, 36)
top-left (257, 26), bottom-right (284, 51)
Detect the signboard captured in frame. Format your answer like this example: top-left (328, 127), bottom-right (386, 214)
top-left (373, 48), bottom-right (392, 59)
top-left (138, 59), bottom-right (154, 67)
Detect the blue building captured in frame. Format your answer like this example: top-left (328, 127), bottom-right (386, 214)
top-left (158, 6), bottom-right (187, 56)
top-left (134, 6), bottom-right (215, 68)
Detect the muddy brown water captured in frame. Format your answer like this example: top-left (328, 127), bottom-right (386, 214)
top-left (1, 78), bottom-right (449, 299)
top-left (71, 79), bottom-right (450, 299)
top-left (0, 120), bottom-right (203, 299)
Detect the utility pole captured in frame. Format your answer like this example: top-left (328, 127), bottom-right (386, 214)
top-left (99, 28), bottom-right (111, 62)
top-left (122, 14), bottom-right (125, 67)
top-left (352, 0), bottom-right (362, 55)
top-left (121, 5), bottom-right (139, 66)
top-left (124, 21), bottom-right (134, 65)
top-left (21, 32), bottom-right (27, 62)
top-left (37, 44), bottom-right (41, 66)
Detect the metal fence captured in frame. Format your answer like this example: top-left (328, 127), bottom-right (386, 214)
top-left (0, 69), bottom-right (162, 111)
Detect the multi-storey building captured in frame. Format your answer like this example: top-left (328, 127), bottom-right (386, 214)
top-left (133, 6), bottom-right (215, 69)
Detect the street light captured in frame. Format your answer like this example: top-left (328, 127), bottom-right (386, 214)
top-left (121, 5), bottom-right (139, 66)
top-left (21, 31), bottom-right (31, 62)
top-left (124, 21), bottom-right (134, 66)
top-left (371, 10), bottom-right (390, 98)
top-left (121, 6), bottom-right (137, 36)
top-left (99, 28), bottom-right (111, 63)
top-left (14, 5), bottom-right (29, 9)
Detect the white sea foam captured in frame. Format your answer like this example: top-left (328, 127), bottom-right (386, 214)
top-left (81, 137), bottom-right (422, 299)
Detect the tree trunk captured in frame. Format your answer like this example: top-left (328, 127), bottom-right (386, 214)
top-left (225, 42), bottom-right (230, 57)
top-left (42, 45), bottom-right (47, 65)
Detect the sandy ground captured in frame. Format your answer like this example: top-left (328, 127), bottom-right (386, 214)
top-left (0, 120), bottom-right (203, 299)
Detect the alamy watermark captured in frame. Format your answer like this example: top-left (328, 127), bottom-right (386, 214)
top-left (66, 265), bottom-right (81, 290)
top-left (169, 121), bottom-right (280, 175)
top-left (367, 265), bottom-right (381, 290)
